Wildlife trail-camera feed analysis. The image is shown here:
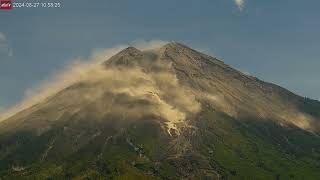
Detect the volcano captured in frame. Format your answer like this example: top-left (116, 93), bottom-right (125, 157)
top-left (0, 42), bottom-right (320, 179)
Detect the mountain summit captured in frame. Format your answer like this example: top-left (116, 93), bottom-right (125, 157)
top-left (1, 43), bottom-right (320, 179)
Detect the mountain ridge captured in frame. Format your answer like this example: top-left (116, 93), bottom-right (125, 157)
top-left (1, 42), bottom-right (319, 135)
top-left (0, 42), bottom-right (320, 179)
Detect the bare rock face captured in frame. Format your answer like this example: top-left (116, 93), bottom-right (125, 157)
top-left (0, 42), bottom-right (320, 179)
top-left (104, 47), bottom-right (144, 66)
top-left (160, 43), bottom-right (320, 132)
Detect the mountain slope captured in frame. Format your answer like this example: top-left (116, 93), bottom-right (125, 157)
top-left (0, 42), bottom-right (320, 179)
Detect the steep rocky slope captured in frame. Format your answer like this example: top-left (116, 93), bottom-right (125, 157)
top-left (0, 42), bottom-right (320, 179)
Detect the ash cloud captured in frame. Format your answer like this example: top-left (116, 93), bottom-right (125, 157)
top-left (0, 40), bottom-right (201, 135)
top-left (76, 65), bottom-right (200, 134)
top-left (0, 45), bottom-right (126, 122)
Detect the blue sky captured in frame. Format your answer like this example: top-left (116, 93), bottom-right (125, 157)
top-left (0, 0), bottom-right (320, 109)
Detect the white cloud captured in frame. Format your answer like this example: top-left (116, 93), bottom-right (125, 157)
top-left (243, 71), bottom-right (251, 76)
top-left (0, 32), bottom-right (6, 41)
top-left (234, 0), bottom-right (245, 11)
top-left (0, 32), bottom-right (13, 57)
top-left (130, 39), bottom-right (168, 50)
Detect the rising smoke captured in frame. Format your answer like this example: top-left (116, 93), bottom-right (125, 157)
top-left (0, 40), bottom-right (201, 135)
